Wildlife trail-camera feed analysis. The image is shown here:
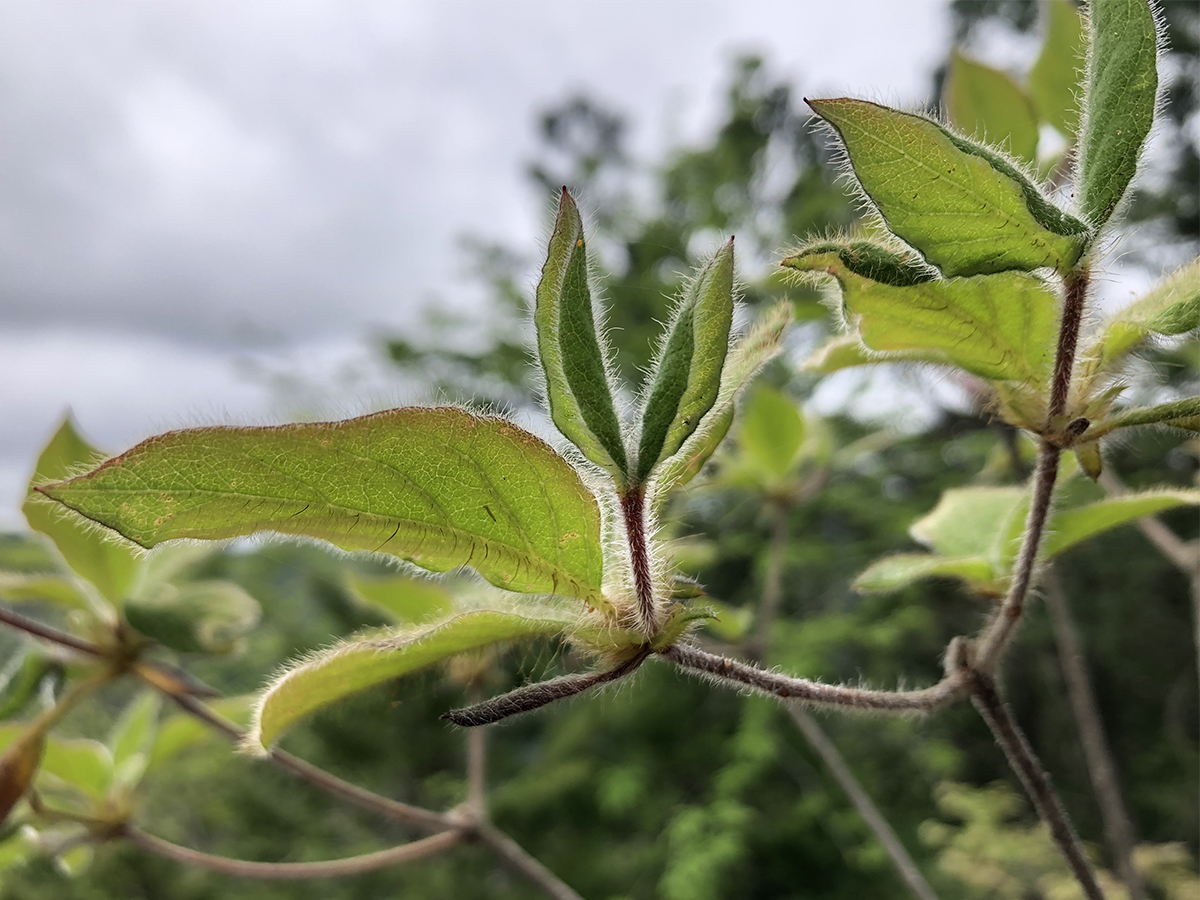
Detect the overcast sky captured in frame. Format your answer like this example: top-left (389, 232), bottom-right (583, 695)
top-left (1, 0), bottom-right (962, 525)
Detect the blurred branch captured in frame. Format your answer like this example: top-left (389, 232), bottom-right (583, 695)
top-left (1043, 569), bottom-right (1147, 900)
top-left (0, 606), bottom-right (104, 658)
top-left (478, 823), bottom-right (586, 900)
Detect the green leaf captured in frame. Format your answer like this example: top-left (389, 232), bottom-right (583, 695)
top-left (738, 386), bottom-right (804, 478)
top-left (806, 98), bottom-right (1088, 275)
top-left (148, 696), bottom-right (254, 770)
top-left (346, 573), bottom-right (454, 625)
top-left (124, 580), bottom-right (261, 654)
top-left (636, 240), bottom-right (736, 482)
top-left (0, 733), bottom-right (43, 825)
top-left (652, 300), bottom-right (792, 502)
top-left (1027, 0), bottom-right (1085, 139)
top-left (38, 407), bottom-right (606, 608)
top-left (252, 609), bottom-right (572, 748)
top-left (0, 575), bottom-right (98, 616)
top-left (784, 250), bottom-right (1060, 385)
top-left (40, 738), bottom-right (112, 801)
top-left (534, 189), bottom-right (629, 481)
top-left (0, 652), bottom-right (57, 722)
top-left (1081, 259), bottom-right (1200, 377)
top-left (1091, 398), bottom-right (1200, 438)
top-left (1077, 0), bottom-right (1161, 226)
top-left (910, 486), bottom-right (1026, 560)
top-left (944, 50), bottom-right (1039, 165)
top-left (784, 239), bottom-right (934, 287)
top-left (107, 693), bottom-right (160, 768)
top-left (853, 554), bottom-right (997, 595)
top-left (1043, 490), bottom-right (1200, 558)
top-left (22, 417), bottom-right (138, 605)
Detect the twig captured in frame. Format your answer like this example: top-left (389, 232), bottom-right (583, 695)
top-left (167, 693), bottom-right (454, 832)
top-left (122, 826), bottom-right (462, 880)
top-left (477, 822), bottom-right (586, 900)
top-left (786, 706), bottom-right (940, 900)
top-left (965, 666), bottom-right (1104, 900)
top-left (1049, 270), bottom-right (1088, 422)
top-left (1043, 570), bottom-right (1147, 900)
top-left (0, 606), bottom-right (104, 658)
top-left (662, 644), bottom-right (965, 712)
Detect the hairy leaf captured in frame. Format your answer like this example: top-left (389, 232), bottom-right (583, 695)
top-left (253, 609), bottom-right (572, 748)
top-left (535, 189), bottom-right (629, 480)
top-left (637, 240), bottom-right (736, 482)
top-left (784, 250), bottom-right (1059, 384)
top-left (1091, 398), bottom-right (1200, 438)
top-left (1043, 490), bottom-right (1200, 558)
top-left (1077, 0), bottom-right (1161, 226)
top-left (785, 239), bottom-right (934, 287)
top-left (944, 50), bottom-right (1039, 165)
top-left (346, 573), bottom-right (454, 625)
top-left (652, 300), bottom-right (791, 502)
top-left (853, 554), bottom-right (997, 594)
top-left (38, 408), bottom-right (605, 606)
top-left (739, 386), bottom-right (804, 478)
top-left (22, 417), bottom-right (138, 606)
top-left (1027, 0), bottom-right (1085, 138)
top-left (807, 97), bottom-right (1088, 275)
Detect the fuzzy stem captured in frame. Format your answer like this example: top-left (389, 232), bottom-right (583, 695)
top-left (1043, 570), bottom-right (1147, 900)
top-left (477, 823), bottom-right (586, 900)
top-left (0, 606), bottom-right (104, 658)
top-left (167, 694), bottom-right (453, 832)
top-left (966, 668), bottom-right (1104, 900)
top-left (662, 644), bottom-right (965, 712)
top-left (122, 826), bottom-right (462, 880)
top-left (1049, 270), bottom-right (1089, 421)
top-left (620, 487), bottom-right (659, 635)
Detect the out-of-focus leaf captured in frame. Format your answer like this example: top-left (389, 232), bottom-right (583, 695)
top-left (124, 580), bottom-right (261, 654)
top-left (785, 249), bottom-right (1059, 385)
top-left (0, 652), bottom-right (56, 722)
top-left (853, 554), bottom-right (997, 594)
top-left (54, 842), bottom-right (93, 878)
top-left (38, 407), bottom-right (606, 608)
top-left (910, 487), bottom-right (1025, 560)
top-left (1074, 441), bottom-right (1103, 480)
top-left (806, 97), bottom-right (1088, 275)
top-left (1091, 398), bottom-right (1200, 439)
top-left (652, 301), bottom-right (792, 502)
top-left (637, 241), bottom-right (736, 482)
top-left (148, 696), bottom-right (254, 770)
top-left (944, 50), bottom-right (1039, 165)
top-left (0, 734), bottom-right (44, 826)
top-left (698, 599), bottom-right (754, 643)
top-left (253, 609), bottom-right (574, 748)
top-left (534, 189), bottom-right (629, 481)
top-left (107, 692), bottom-right (159, 768)
top-left (21, 417), bottom-right (138, 606)
top-left (1028, 0), bottom-right (1085, 138)
top-left (1043, 490), bottom-right (1200, 558)
top-left (345, 573), bottom-right (454, 625)
top-left (0, 575), bottom-right (100, 617)
top-left (738, 386), bottom-right (805, 478)
top-left (40, 738), bottom-right (112, 801)
top-left (1077, 0), bottom-right (1161, 226)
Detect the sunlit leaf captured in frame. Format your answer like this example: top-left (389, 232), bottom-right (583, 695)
top-left (124, 580), bottom-right (261, 655)
top-left (534, 189), bottom-right (629, 481)
top-left (806, 98), bottom-right (1088, 275)
top-left (738, 386), bottom-right (804, 478)
top-left (253, 609), bottom-right (574, 748)
top-left (346, 573), bottom-right (454, 625)
top-left (1077, 0), bottom-right (1161, 226)
top-left (637, 240), bottom-right (736, 482)
top-left (22, 417), bottom-right (138, 606)
top-left (39, 738), bottom-right (112, 801)
top-left (1043, 490), bottom-right (1200, 559)
top-left (944, 50), bottom-right (1039, 165)
top-left (784, 249), bottom-right (1059, 385)
top-left (910, 487), bottom-right (1025, 560)
top-left (853, 554), bottom-right (997, 595)
top-left (1027, 0), bottom-right (1085, 139)
top-left (38, 407), bottom-right (606, 607)
top-left (652, 300), bottom-right (792, 502)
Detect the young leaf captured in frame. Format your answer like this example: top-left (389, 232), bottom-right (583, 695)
top-left (806, 98), bottom-right (1089, 276)
top-left (535, 189), bottom-right (629, 481)
top-left (650, 300), bottom-right (791, 502)
top-left (1042, 489), bottom-right (1200, 558)
top-left (784, 249), bottom-right (1059, 385)
top-left (944, 50), bottom-right (1039, 165)
top-left (1076, 0), bottom-right (1161, 227)
top-left (0, 733), bottom-right (44, 825)
top-left (636, 240), bottom-right (736, 482)
top-left (108, 693), bottom-right (160, 769)
top-left (252, 609), bottom-right (573, 748)
top-left (911, 486), bottom-right (1026, 560)
top-left (39, 738), bottom-right (112, 801)
top-left (853, 554), bottom-right (997, 595)
top-left (739, 386), bottom-right (804, 479)
top-left (38, 407), bottom-right (606, 607)
top-left (123, 581), bottom-right (261, 655)
top-left (1027, 0), bottom-right (1085, 139)
top-left (1090, 398), bottom-right (1200, 439)
top-left (22, 417), bottom-right (138, 606)
top-left (346, 573), bottom-right (454, 625)
top-left (1080, 258), bottom-right (1200, 378)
